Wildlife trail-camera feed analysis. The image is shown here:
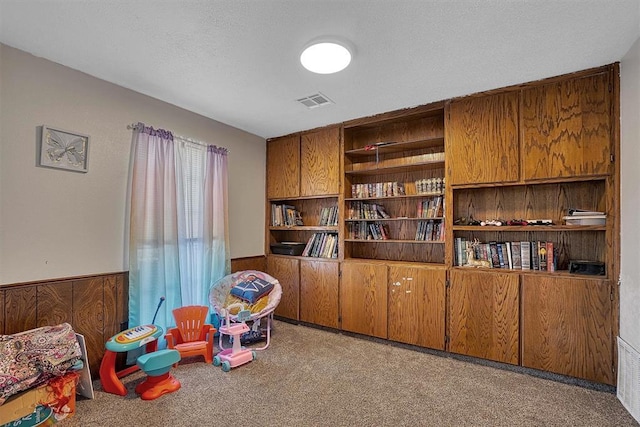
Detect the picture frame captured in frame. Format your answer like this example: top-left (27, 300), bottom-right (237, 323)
top-left (38, 125), bottom-right (90, 173)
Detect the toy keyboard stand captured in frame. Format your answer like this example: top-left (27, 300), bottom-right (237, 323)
top-left (99, 324), bottom-right (163, 396)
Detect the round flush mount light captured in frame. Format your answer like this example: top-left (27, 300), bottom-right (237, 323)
top-left (300, 40), bottom-right (352, 74)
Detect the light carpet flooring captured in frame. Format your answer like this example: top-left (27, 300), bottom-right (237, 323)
top-left (65, 321), bottom-right (638, 426)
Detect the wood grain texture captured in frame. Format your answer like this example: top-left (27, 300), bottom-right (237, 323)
top-left (36, 281), bottom-right (73, 327)
top-left (521, 276), bottom-right (613, 384)
top-left (231, 256), bottom-right (267, 273)
top-left (347, 241), bottom-right (444, 264)
top-left (300, 127), bottom-right (340, 196)
top-left (521, 72), bottom-right (611, 180)
top-left (343, 101), bottom-right (445, 131)
top-left (5, 286), bottom-right (37, 334)
top-left (340, 261), bottom-right (388, 338)
top-left (448, 270), bottom-right (519, 364)
top-left (388, 265), bottom-right (445, 349)
top-left (2, 272), bottom-right (128, 377)
top-left (447, 92), bottom-right (520, 185)
top-left (103, 275), bottom-right (118, 341)
top-left (344, 112), bottom-right (444, 151)
top-left (73, 277), bottom-right (105, 376)
top-left (267, 135), bottom-right (300, 199)
top-left (300, 259), bottom-right (339, 328)
top-left (266, 256), bottom-right (299, 320)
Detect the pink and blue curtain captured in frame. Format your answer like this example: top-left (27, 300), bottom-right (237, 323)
top-left (128, 123), bottom-right (229, 335)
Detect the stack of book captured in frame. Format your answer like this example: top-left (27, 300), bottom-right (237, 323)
top-left (318, 206), bottom-right (339, 226)
top-left (301, 232), bottom-right (338, 258)
top-left (454, 238), bottom-right (557, 271)
top-left (562, 208), bottom-right (606, 225)
top-left (271, 204), bottom-right (302, 226)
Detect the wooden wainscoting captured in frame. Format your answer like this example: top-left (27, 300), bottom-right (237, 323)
top-left (1, 257), bottom-right (265, 378)
top-left (231, 255), bottom-right (266, 273)
top-left (1, 272), bottom-right (128, 378)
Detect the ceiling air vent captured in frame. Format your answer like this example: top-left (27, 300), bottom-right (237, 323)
top-left (297, 92), bottom-right (334, 109)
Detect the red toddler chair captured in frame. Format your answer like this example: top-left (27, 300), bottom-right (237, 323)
top-left (165, 305), bottom-right (216, 364)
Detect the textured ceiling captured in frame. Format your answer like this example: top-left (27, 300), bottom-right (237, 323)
top-left (1, 1), bottom-right (639, 139)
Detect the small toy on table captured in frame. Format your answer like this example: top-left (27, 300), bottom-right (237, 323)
top-left (213, 303), bottom-right (256, 372)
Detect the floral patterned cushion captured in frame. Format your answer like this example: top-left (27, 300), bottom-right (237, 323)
top-left (0, 323), bottom-right (81, 405)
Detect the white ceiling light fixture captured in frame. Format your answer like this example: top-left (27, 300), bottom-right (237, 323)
top-left (300, 38), bottom-right (353, 74)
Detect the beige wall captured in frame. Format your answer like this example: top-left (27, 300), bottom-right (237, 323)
top-left (620, 36), bottom-right (640, 351)
top-left (0, 44), bottom-right (266, 285)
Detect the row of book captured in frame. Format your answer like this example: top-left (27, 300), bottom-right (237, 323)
top-left (416, 220), bottom-right (445, 241)
top-left (270, 204), bottom-right (302, 227)
top-left (302, 232), bottom-right (338, 258)
top-left (417, 196), bottom-right (444, 218)
top-left (318, 206), bottom-right (339, 226)
top-left (347, 202), bottom-right (390, 220)
top-left (347, 222), bottom-right (390, 240)
top-left (415, 177), bottom-right (445, 195)
top-left (351, 182), bottom-right (406, 199)
top-left (455, 238), bottom-right (557, 271)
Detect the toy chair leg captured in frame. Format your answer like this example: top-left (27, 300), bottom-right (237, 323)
top-left (136, 349), bottom-right (181, 400)
top-left (135, 371), bottom-right (181, 400)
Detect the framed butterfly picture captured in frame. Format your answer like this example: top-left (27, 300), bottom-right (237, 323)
top-left (38, 125), bottom-right (89, 173)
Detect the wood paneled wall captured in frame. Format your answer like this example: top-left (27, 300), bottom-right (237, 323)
top-left (0, 272), bottom-right (128, 377)
top-left (1, 257), bottom-right (266, 378)
top-left (231, 256), bottom-right (266, 273)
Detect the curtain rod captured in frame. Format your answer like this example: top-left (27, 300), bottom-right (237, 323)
top-left (127, 122), bottom-right (228, 154)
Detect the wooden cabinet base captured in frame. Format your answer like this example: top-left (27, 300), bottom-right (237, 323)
top-left (522, 276), bottom-right (614, 385)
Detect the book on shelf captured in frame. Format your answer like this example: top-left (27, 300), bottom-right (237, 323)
top-left (303, 232), bottom-right (338, 258)
top-left (546, 241), bottom-right (555, 272)
top-left (531, 241), bottom-right (540, 270)
top-left (564, 208), bottom-right (606, 225)
top-left (271, 203), bottom-right (301, 227)
top-left (505, 242), bottom-right (513, 269)
top-left (375, 204), bottom-right (390, 219)
top-left (301, 233), bottom-right (316, 257)
top-left (379, 223), bottom-right (390, 240)
top-left (511, 242), bottom-right (522, 269)
top-left (319, 205), bottom-right (338, 226)
top-left (567, 208), bottom-right (605, 216)
top-left (482, 243), bottom-right (492, 266)
top-left (521, 241), bottom-right (531, 270)
top-left (496, 243), bottom-right (506, 269)
top-left (537, 241), bottom-right (547, 271)
top-left (432, 196), bottom-right (443, 218)
top-left (489, 242), bottom-right (500, 268)
top-left (455, 237), bottom-right (467, 266)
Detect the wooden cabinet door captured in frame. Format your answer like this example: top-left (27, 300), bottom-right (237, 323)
top-left (267, 135), bottom-right (300, 199)
top-left (522, 276), bottom-right (613, 384)
top-left (340, 261), bottom-right (387, 338)
top-left (447, 92), bottom-right (520, 185)
top-left (300, 259), bottom-right (339, 328)
top-left (267, 255), bottom-right (299, 320)
top-left (4, 286), bottom-right (37, 334)
top-left (300, 127), bottom-right (340, 197)
top-left (521, 72), bottom-right (611, 180)
top-left (448, 270), bottom-right (519, 364)
top-left (388, 265), bottom-right (445, 350)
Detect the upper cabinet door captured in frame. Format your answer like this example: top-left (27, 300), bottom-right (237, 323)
top-left (267, 135), bottom-right (300, 199)
top-left (521, 72), bottom-right (611, 180)
top-left (300, 127), bottom-right (340, 197)
top-left (447, 92), bottom-right (520, 185)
